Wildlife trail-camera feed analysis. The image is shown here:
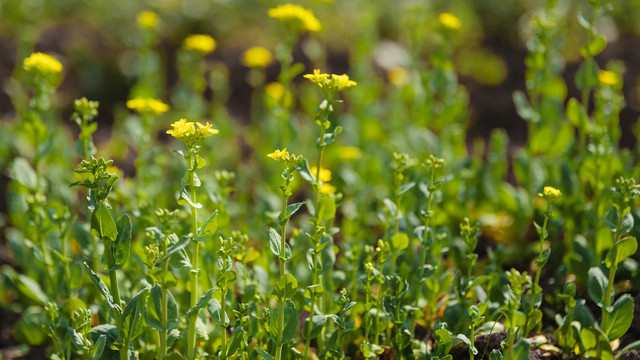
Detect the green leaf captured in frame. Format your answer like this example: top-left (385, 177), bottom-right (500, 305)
top-left (621, 213), bottom-right (634, 234)
top-left (604, 294), bottom-right (634, 340)
top-left (91, 202), bottom-right (118, 241)
top-left (513, 90), bottom-right (535, 122)
top-left (281, 202), bottom-right (305, 222)
top-left (605, 237), bottom-right (637, 268)
top-left (268, 227), bottom-right (281, 257)
top-left (162, 234), bottom-right (189, 260)
top-left (607, 208), bottom-right (621, 231)
top-left (67, 327), bottom-right (87, 350)
top-left (90, 335), bottom-right (106, 360)
top-left (255, 348), bottom-right (274, 360)
top-left (187, 288), bottom-right (214, 316)
top-left (83, 262), bottom-right (120, 312)
top-left (178, 186), bottom-right (202, 208)
top-left (111, 215), bottom-right (131, 271)
top-left (456, 334), bottom-right (478, 355)
top-left (9, 157), bottom-right (37, 190)
top-left (588, 267), bottom-right (608, 308)
top-left (296, 159), bottom-right (314, 183)
top-left (16, 274), bottom-right (47, 305)
top-left (279, 299), bottom-right (298, 344)
top-left (13, 306), bottom-right (47, 346)
top-left (119, 287), bottom-right (149, 343)
top-left (169, 249), bottom-right (192, 272)
top-left (576, 58), bottom-right (599, 92)
top-left (274, 273), bottom-right (298, 300)
top-left (145, 285), bottom-right (179, 331)
top-left (581, 327), bottom-right (613, 360)
top-left (302, 314), bottom-right (334, 340)
top-left (580, 35), bottom-right (607, 58)
top-left (226, 326), bottom-right (244, 357)
top-left (391, 233), bottom-right (409, 252)
top-left (207, 298), bottom-right (230, 326)
top-left (317, 195), bottom-right (336, 223)
top-left (197, 210), bottom-right (219, 241)
top-left (566, 98), bottom-right (589, 131)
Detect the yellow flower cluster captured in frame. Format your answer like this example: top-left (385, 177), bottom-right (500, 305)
top-left (598, 70), bottom-right (618, 86)
top-left (137, 11), bottom-right (158, 30)
top-left (439, 13), bottom-right (461, 30)
top-left (167, 118), bottom-right (219, 145)
top-left (311, 166), bottom-right (335, 194)
top-left (539, 186), bottom-right (561, 201)
top-left (242, 47), bottom-right (273, 68)
top-left (265, 82), bottom-right (293, 107)
top-left (23, 52), bottom-right (63, 75)
top-left (126, 98), bottom-right (169, 116)
top-left (268, 3), bottom-right (321, 32)
top-left (182, 34), bottom-right (217, 53)
top-left (304, 69), bottom-right (357, 92)
top-left (267, 148), bottom-right (302, 167)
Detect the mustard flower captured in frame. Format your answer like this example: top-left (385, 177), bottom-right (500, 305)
top-left (338, 146), bottom-right (362, 160)
top-left (167, 118), bottom-right (218, 145)
top-left (598, 70), bottom-right (618, 86)
top-left (268, 148), bottom-right (302, 167)
top-left (439, 13), bottom-right (461, 30)
top-left (267, 148), bottom-right (289, 162)
top-left (23, 52), bottom-right (63, 76)
top-left (310, 166), bottom-right (332, 182)
top-left (126, 98), bottom-right (169, 117)
top-left (388, 67), bottom-right (409, 86)
top-left (304, 69), bottom-right (357, 93)
top-left (265, 82), bottom-right (293, 107)
top-left (242, 47), bottom-right (273, 68)
top-left (538, 186), bottom-right (561, 202)
top-left (268, 3), bottom-right (321, 32)
top-left (303, 69), bottom-right (330, 84)
top-left (319, 183), bottom-right (336, 194)
top-left (137, 11), bottom-right (158, 30)
top-left (182, 34), bottom-right (217, 53)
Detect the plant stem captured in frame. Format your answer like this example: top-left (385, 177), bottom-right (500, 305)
top-left (275, 188), bottom-right (290, 360)
top-left (304, 251), bottom-right (320, 358)
top-left (187, 151), bottom-right (200, 360)
top-left (525, 210), bottom-right (549, 336)
top-left (601, 214), bottom-right (623, 329)
top-left (159, 260), bottom-right (169, 359)
top-left (103, 238), bottom-right (122, 328)
top-left (221, 288), bottom-right (227, 359)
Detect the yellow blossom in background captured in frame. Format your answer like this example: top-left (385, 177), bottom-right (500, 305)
top-left (182, 34), bottom-right (217, 53)
top-left (268, 3), bottom-right (321, 32)
top-left (137, 11), bottom-right (158, 30)
top-left (439, 13), bottom-right (461, 30)
top-left (242, 47), bottom-right (273, 68)
top-left (268, 148), bottom-right (289, 162)
top-left (310, 166), bottom-right (332, 182)
top-left (126, 98), bottom-right (169, 116)
top-left (339, 146), bottom-right (362, 160)
top-left (167, 118), bottom-right (218, 145)
top-left (265, 82), bottom-right (293, 107)
top-left (598, 70), bottom-right (618, 86)
top-left (539, 186), bottom-right (561, 202)
top-left (388, 66), bottom-right (408, 86)
top-left (320, 183), bottom-right (336, 194)
top-left (23, 52), bottom-right (63, 75)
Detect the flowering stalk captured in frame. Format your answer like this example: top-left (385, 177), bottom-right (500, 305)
top-left (524, 186), bottom-right (560, 336)
top-left (166, 118), bottom-right (218, 360)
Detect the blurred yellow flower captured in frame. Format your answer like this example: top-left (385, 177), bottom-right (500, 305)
top-left (304, 69), bottom-right (330, 83)
top-left (167, 118), bottom-right (218, 144)
top-left (267, 148), bottom-right (289, 162)
top-left (439, 13), bottom-right (461, 30)
top-left (310, 166), bottom-right (332, 182)
top-left (539, 186), bottom-right (561, 201)
top-left (339, 146), bottom-right (362, 160)
top-left (242, 47), bottom-right (273, 68)
top-left (268, 3), bottom-right (321, 32)
top-left (598, 70), bottom-right (618, 86)
top-left (265, 82), bottom-right (293, 107)
top-left (319, 183), bottom-right (336, 194)
top-left (126, 98), bottom-right (169, 116)
top-left (137, 11), bottom-right (158, 30)
top-left (182, 34), bottom-right (217, 53)
top-left (23, 52), bottom-right (63, 75)
top-left (388, 66), bottom-right (408, 85)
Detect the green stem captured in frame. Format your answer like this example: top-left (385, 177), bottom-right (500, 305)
top-left (221, 288), bottom-right (227, 359)
top-left (601, 214), bottom-right (623, 329)
top-left (103, 239), bottom-right (122, 328)
top-left (275, 188), bottom-right (290, 360)
top-left (187, 151), bottom-right (200, 360)
top-left (525, 211), bottom-right (549, 336)
top-left (304, 251), bottom-right (320, 359)
top-left (313, 129), bottom-right (326, 214)
top-left (159, 260), bottom-right (169, 359)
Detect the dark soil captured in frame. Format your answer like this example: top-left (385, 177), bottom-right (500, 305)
top-left (618, 350), bottom-right (640, 360)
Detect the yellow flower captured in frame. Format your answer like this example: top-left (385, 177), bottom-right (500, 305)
top-left (242, 47), bottom-right (273, 68)
top-left (167, 118), bottom-right (218, 145)
top-left (388, 66), bottom-right (408, 86)
top-left (319, 183), bottom-right (336, 194)
top-left (126, 98), bottom-right (169, 116)
top-left (182, 34), bottom-right (217, 53)
top-left (267, 148), bottom-right (289, 162)
top-left (598, 70), bottom-right (618, 86)
top-left (339, 146), bottom-right (362, 160)
top-left (268, 3), bottom-right (321, 32)
top-left (265, 82), bottom-right (293, 107)
top-left (137, 11), bottom-right (158, 30)
top-left (310, 166), bottom-right (332, 182)
top-left (304, 69), bottom-right (357, 93)
top-left (331, 74), bottom-right (357, 90)
top-left (23, 52), bottom-right (63, 75)
top-left (538, 186), bottom-right (561, 201)
top-left (439, 13), bottom-right (461, 30)
top-left (303, 69), bottom-right (330, 83)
